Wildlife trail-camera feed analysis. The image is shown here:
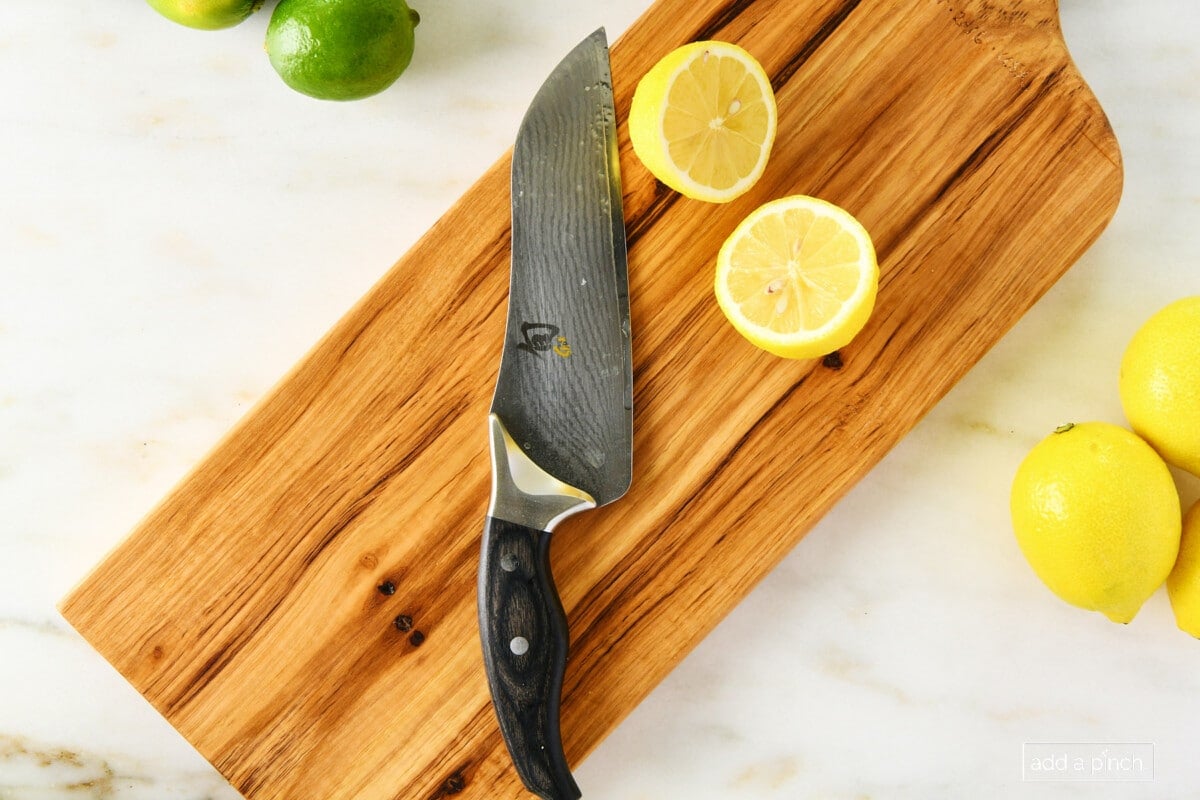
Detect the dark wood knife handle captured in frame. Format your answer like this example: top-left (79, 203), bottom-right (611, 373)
top-left (478, 516), bottom-right (580, 800)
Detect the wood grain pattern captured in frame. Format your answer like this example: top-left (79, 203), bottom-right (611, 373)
top-left (60, 0), bottom-right (1121, 798)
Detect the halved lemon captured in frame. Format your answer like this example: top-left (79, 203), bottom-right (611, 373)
top-left (715, 195), bottom-right (878, 359)
top-left (628, 40), bottom-right (777, 203)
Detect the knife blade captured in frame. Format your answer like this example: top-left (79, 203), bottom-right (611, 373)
top-left (477, 27), bottom-right (631, 800)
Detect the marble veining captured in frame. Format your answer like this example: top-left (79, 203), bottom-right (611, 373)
top-left (3, 0), bottom-right (1199, 797)
top-left (0, 733), bottom-right (240, 800)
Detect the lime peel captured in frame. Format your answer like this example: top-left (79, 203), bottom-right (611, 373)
top-left (266, 0), bottom-right (420, 101)
top-left (147, 0), bottom-right (263, 30)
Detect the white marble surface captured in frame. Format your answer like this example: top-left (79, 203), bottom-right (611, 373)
top-left (3, 0), bottom-right (1199, 797)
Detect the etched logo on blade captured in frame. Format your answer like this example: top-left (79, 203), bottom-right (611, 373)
top-left (518, 322), bottom-right (572, 358)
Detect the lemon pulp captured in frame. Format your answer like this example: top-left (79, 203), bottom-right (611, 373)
top-left (629, 41), bottom-right (777, 203)
top-left (715, 195), bottom-right (877, 358)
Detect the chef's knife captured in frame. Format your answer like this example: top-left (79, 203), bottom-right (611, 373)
top-left (478, 28), bottom-right (631, 800)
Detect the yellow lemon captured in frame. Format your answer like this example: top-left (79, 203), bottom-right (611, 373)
top-left (1119, 296), bottom-right (1200, 476)
top-left (1167, 499), bottom-right (1200, 637)
top-left (628, 40), bottom-right (777, 203)
top-left (1010, 422), bottom-right (1181, 623)
top-left (714, 195), bottom-right (877, 359)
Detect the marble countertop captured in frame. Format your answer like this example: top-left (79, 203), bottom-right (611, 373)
top-left (3, 0), bottom-right (1199, 797)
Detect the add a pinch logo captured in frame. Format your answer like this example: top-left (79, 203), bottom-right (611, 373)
top-left (1022, 742), bottom-right (1154, 782)
top-left (517, 322), bottom-right (572, 358)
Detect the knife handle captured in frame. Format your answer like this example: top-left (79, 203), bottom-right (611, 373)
top-left (478, 516), bottom-right (581, 800)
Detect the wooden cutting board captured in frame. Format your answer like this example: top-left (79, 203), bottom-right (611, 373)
top-left (61, 0), bottom-right (1121, 797)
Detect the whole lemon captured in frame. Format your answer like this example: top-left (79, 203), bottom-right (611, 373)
top-left (266, 0), bottom-right (420, 101)
top-left (147, 0), bottom-right (263, 30)
top-left (1119, 296), bottom-right (1200, 476)
top-left (1010, 422), bottom-right (1181, 623)
top-left (1167, 500), bottom-right (1200, 637)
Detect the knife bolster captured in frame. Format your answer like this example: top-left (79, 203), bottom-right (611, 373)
top-left (487, 413), bottom-right (596, 532)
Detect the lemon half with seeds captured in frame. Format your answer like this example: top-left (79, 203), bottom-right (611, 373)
top-left (628, 41), bottom-right (777, 203)
top-left (715, 195), bottom-right (878, 359)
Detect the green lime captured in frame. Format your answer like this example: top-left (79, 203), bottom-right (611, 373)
top-left (266, 0), bottom-right (420, 101)
top-left (147, 0), bottom-right (263, 30)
